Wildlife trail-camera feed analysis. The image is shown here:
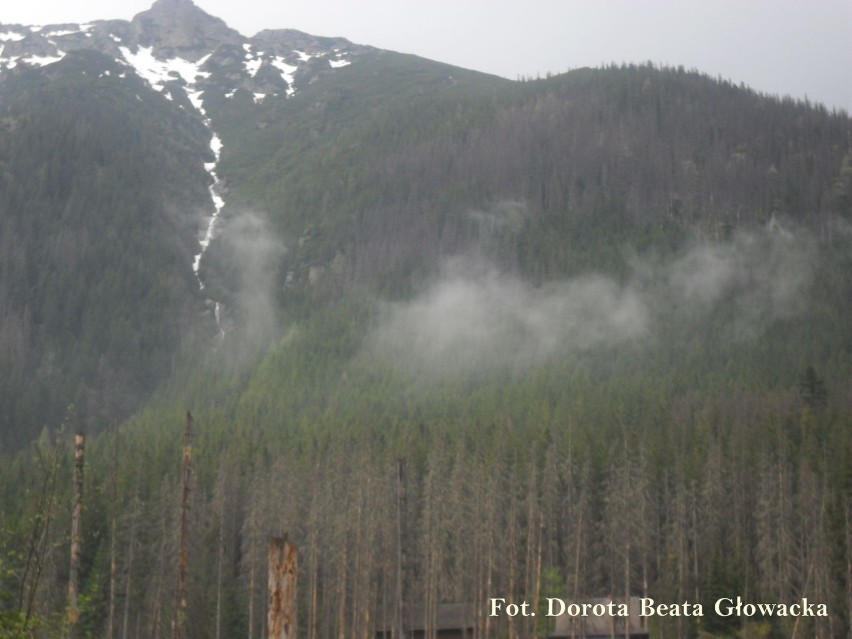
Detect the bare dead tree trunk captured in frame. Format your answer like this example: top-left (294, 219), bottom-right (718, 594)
top-left (623, 543), bottom-right (631, 639)
top-left (531, 509), bottom-right (544, 639)
top-left (19, 438), bottom-right (60, 624)
top-left (150, 509), bottom-right (167, 639)
top-left (308, 543), bottom-right (317, 639)
top-left (151, 507), bottom-right (169, 639)
top-left (847, 499), bottom-right (852, 639)
top-left (507, 502), bottom-right (517, 639)
top-left (244, 469), bottom-right (264, 639)
top-left (107, 438), bottom-right (118, 639)
top-left (67, 432), bottom-right (85, 637)
top-left (121, 497), bottom-right (137, 639)
top-left (676, 475), bottom-right (687, 639)
top-left (350, 480), bottom-right (363, 639)
top-left (268, 536), bottom-right (297, 639)
top-left (107, 513), bottom-right (117, 639)
top-left (336, 544), bottom-right (348, 639)
top-left (248, 555), bottom-right (256, 639)
top-left (173, 412), bottom-right (193, 639)
top-left (396, 459), bottom-right (406, 639)
top-left (215, 497), bottom-right (225, 639)
top-left (524, 468), bottom-right (536, 639)
top-left (480, 463), bottom-right (496, 639)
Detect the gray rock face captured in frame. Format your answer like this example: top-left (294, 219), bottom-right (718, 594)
top-left (129, 0), bottom-right (242, 60)
top-left (251, 29), bottom-right (356, 57)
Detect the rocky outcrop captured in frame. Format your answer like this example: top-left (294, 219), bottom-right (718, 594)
top-left (129, 0), bottom-right (241, 60)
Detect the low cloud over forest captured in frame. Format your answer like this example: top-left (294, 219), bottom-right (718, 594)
top-left (367, 223), bottom-right (818, 377)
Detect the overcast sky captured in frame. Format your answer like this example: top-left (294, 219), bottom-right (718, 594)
top-left (3, 0), bottom-right (851, 112)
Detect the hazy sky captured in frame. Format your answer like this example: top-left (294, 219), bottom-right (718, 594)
top-left (3, 0), bottom-right (850, 112)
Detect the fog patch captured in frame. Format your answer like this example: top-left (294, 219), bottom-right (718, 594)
top-left (366, 223), bottom-right (817, 377)
top-left (368, 257), bottom-right (648, 377)
top-left (204, 210), bottom-right (285, 352)
top-left (661, 224), bottom-right (815, 332)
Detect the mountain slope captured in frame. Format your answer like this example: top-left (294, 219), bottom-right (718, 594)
top-left (0, 0), bottom-right (849, 448)
top-left (0, 0), bottom-right (504, 448)
top-left (0, 49), bottom-right (217, 447)
top-left (0, 2), bottom-right (851, 638)
top-left (211, 62), bottom-right (851, 305)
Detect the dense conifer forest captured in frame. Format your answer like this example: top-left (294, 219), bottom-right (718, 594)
top-left (0, 3), bottom-right (851, 637)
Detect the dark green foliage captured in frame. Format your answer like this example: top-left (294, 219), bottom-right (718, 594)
top-left (0, 52), bottom-right (217, 449)
top-left (701, 559), bottom-right (746, 636)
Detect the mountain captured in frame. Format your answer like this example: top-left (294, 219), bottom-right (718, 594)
top-left (0, 0), bottom-right (372, 105)
top-left (0, 3), bottom-right (851, 638)
top-left (0, 0), bottom-right (489, 447)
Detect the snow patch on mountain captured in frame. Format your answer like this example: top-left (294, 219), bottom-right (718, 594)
top-left (244, 53), bottom-right (262, 77)
top-left (270, 56), bottom-right (298, 94)
top-left (44, 25), bottom-right (93, 38)
top-left (0, 31), bottom-right (25, 42)
top-left (241, 50), bottom-right (306, 97)
top-left (118, 45), bottom-right (211, 92)
top-left (24, 52), bottom-right (64, 66)
top-left (0, 50), bottom-right (65, 69)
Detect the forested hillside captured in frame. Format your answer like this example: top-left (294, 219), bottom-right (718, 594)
top-left (211, 62), bottom-right (850, 304)
top-left (0, 50), bottom-right (215, 450)
top-left (0, 2), bottom-right (851, 638)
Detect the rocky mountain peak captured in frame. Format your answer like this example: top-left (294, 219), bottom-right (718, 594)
top-left (0, 0), bottom-right (367, 106)
top-left (149, 0), bottom-right (199, 9)
top-left (130, 0), bottom-right (241, 60)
